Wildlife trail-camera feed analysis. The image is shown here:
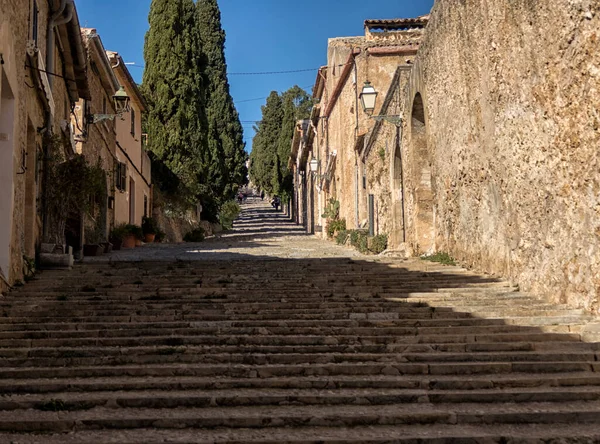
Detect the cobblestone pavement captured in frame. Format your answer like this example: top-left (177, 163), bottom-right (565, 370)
top-left (86, 198), bottom-right (362, 262)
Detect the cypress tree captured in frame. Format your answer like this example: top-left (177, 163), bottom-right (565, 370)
top-left (195, 0), bottom-right (248, 204)
top-left (143, 0), bottom-right (208, 205)
top-left (249, 91), bottom-right (283, 194)
top-left (250, 86), bottom-right (312, 200)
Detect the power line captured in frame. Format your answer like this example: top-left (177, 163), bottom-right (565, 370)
top-left (119, 63), bottom-right (348, 76)
top-left (235, 84), bottom-right (315, 104)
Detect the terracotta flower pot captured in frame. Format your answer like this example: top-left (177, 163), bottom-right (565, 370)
top-left (144, 233), bottom-right (156, 243)
top-left (122, 234), bottom-right (136, 249)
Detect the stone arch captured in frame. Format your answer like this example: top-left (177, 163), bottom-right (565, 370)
top-left (388, 126), bottom-right (406, 247)
top-left (410, 92), bottom-right (434, 254)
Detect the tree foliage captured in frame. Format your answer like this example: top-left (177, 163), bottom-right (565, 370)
top-left (249, 86), bottom-right (312, 201)
top-left (143, 0), bottom-right (246, 221)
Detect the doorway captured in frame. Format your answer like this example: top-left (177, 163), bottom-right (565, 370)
top-left (129, 177), bottom-right (136, 224)
top-left (411, 93), bottom-right (434, 254)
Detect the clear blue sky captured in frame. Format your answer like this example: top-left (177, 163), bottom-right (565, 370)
top-left (76, 0), bottom-right (434, 150)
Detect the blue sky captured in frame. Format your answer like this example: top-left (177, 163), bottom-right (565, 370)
top-left (76, 0), bottom-right (434, 150)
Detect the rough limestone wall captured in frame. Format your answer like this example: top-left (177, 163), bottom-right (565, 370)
top-left (366, 124), bottom-right (394, 236)
top-left (407, 0), bottom-right (600, 312)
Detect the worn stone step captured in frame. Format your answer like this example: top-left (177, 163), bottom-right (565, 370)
top-left (3, 372), bottom-right (600, 395)
top-left (0, 348), bottom-right (596, 368)
top-left (4, 386), bottom-right (600, 412)
top-left (0, 360), bottom-right (597, 379)
top-left (0, 402), bottom-right (599, 432)
top-left (2, 423), bottom-right (600, 443)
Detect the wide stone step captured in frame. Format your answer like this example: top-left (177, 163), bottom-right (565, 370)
top-left (3, 372), bottom-right (600, 394)
top-left (4, 386), bottom-right (600, 411)
top-left (0, 348), bottom-right (596, 367)
top-left (0, 361), bottom-right (597, 379)
top-left (0, 402), bottom-right (599, 432)
top-left (2, 423), bottom-right (599, 443)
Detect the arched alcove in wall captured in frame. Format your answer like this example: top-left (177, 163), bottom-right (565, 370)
top-left (411, 93), bottom-right (434, 254)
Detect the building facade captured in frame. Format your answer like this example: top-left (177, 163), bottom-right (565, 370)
top-left (0, 0), bottom-right (90, 290)
top-left (295, 18), bottom-right (427, 241)
top-left (108, 51), bottom-right (152, 227)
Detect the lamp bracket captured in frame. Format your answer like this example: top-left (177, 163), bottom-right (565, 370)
top-left (371, 115), bottom-right (403, 125)
top-left (87, 112), bottom-right (124, 125)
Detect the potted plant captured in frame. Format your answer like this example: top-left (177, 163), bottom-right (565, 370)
top-left (109, 224), bottom-right (129, 250)
top-left (126, 224), bottom-right (144, 247)
top-left (142, 216), bottom-right (158, 243)
top-left (83, 226), bottom-right (104, 257)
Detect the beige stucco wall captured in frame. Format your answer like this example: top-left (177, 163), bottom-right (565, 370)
top-left (113, 68), bottom-right (151, 227)
top-left (403, 0), bottom-right (600, 312)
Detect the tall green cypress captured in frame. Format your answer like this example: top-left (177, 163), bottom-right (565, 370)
top-left (250, 87), bottom-right (312, 200)
top-left (195, 0), bottom-right (248, 204)
top-left (143, 0), bottom-right (208, 205)
top-left (249, 91), bottom-right (283, 194)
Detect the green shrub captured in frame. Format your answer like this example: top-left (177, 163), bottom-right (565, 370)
top-left (125, 224), bottom-right (143, 240)
top-left (183, 226), bottom-right (205, 242)
top-left (421, 252), bottom-right (456, 266)
top-left (335, 230), bottom-right (349, 245)
top-left (349, 230), bottom-right (369, 253)
top-left (369, 234), bottom-right (388, 254)
top-left (327, 218), bottom-right (346, 238)
top-left (219, 200), bottom-right (241, 230)
top-left (110, 223), bottom-right (129, 242)
top-left (321, 198), bottom-right (340, 220)
top-left (142, 217), bottom-right (158, 235)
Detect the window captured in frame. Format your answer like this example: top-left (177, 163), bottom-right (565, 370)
top-left (143, 194), bottom-right (148, 217)
top-left (116, 162), bottom-right (127, 192)
top-left (31, 0), bottom-right (39, 45)
top-left (130, 107), bottom-right (135, 136)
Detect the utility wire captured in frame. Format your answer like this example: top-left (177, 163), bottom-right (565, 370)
top-left (235, 84), bottom-right (315, 104)
top-left (122, 63), bottom-right (348, 76)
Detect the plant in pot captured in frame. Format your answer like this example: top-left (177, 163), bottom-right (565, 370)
top-left (83, 226), bottom-right (104, 257)
top-left (126, 224), bottom-right (144, 247)
top-left (41, 135), bottom-right (108, 268)
top-left (109, 224), bottom-right (129, 250)
top-left (142, 217), bottom-right (158, 243)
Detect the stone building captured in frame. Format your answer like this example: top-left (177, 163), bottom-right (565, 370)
top-left (70, 28), bottom-right (119, 253)
top-left (299, 18), bottom-right (427, 238)
top-left (0, 0), bottom-right (90, 291)
top-left (107, 51), bottom-right (152, 227)
top-left (399, 0), bottom-right (600, 313)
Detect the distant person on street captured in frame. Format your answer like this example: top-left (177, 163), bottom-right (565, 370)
top-left (271, 195), bottom-right (280, 211)
top-left (260, 191), bottom-right (265, 201)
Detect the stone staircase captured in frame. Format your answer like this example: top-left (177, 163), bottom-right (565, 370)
top-left (1, 257), bottom-right (599, 442)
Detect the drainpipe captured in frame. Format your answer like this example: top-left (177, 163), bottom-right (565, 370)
top-left (353, 59), bottom-right (360, 229)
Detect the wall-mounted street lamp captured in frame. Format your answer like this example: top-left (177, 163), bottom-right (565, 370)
top-left (86, 86), bottom-right (131, 124)
top-left (359, 81), bottom-right (378, 114)
top-left (309, 157), bottom-right (329, 181)
top-left (359, 81), bottom-right (402, 126)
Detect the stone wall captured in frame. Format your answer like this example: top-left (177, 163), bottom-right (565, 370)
top-left (403, 0), bottom-right (600, 312)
